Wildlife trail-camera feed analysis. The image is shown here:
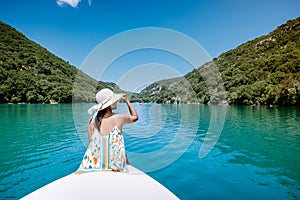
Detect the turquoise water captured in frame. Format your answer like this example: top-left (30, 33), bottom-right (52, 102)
top-left (0, 104), bottom-right (299, 199)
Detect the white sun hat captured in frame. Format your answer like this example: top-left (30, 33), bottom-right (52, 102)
top-left (87, 88), bottom-right (123, 115)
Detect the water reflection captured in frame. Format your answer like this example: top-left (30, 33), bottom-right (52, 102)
top-left (214, 106), bottom-right (300, 199)
top-left (125, 104), bottom-right (200, 172)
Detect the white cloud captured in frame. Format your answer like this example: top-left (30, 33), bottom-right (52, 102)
top-left (88, 0), bottom-right (92, 6)
top-left (56, 0), bottom-right (81, 8)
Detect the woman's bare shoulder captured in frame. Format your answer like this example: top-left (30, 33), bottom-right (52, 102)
top-left (114, 113), bottom-right (128, 117)
top-left (113, 113), bottom-right (129, 120)
top-left (114, 113), bottom-right (136, 124)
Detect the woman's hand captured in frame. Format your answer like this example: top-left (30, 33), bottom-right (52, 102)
top-left (121, 93), bottom-right (128, 102)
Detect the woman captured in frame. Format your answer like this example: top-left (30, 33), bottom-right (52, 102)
top-left (76, 88), bottom-right (138, 173)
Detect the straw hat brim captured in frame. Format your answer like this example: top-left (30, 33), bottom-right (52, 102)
top-left (87, 93), bottom-right (123, 115)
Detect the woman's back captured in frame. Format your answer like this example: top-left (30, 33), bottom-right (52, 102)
top-left (77, 115), bottom-right (126, 172)
top-left (97, 115), bottom-right (121, 136)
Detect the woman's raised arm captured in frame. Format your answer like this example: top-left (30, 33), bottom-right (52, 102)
top-left (121, 94), bottom-right (138, 124)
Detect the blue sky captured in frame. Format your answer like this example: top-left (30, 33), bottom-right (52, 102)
top-left (1, 0), bottom-right (299, 92)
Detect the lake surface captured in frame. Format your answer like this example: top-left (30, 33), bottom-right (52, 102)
top-left (0, 104), bottom-right (299, 199)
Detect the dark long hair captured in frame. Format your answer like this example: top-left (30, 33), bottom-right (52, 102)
top-left (94, 107), bottom-right (108, 131)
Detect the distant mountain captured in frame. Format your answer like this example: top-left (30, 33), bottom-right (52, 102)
top-left (0, 21), bottom-right (117, 103)
top-left (139, 17), bottom-right (300, 107)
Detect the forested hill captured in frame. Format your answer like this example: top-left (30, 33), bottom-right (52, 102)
top-left (0, 21), bottom-right (117, 103)
top-left (1, 17), bottom-right (299, 106)
top-left (140, 17), bottom-right (300, 107)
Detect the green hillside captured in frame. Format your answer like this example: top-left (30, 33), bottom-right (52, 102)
top-left (0, 21), bottom-right (116, 103)
top-left (1, 17), bottom-right (299, 106)
top-left (140, 17), bottom-right (300, 107)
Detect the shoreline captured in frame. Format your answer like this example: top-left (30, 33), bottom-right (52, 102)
top-left (1, 102), bottom-right (299, 108)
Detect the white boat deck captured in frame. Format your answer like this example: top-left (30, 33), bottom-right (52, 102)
top-left (21, 165), bottom-right (179, 200)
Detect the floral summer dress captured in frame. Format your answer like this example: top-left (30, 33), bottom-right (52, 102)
top-left (77, 118), bottom-right (126, 172)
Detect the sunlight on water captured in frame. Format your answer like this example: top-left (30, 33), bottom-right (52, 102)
top-left (0, 104), bottom-right (299, 199)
